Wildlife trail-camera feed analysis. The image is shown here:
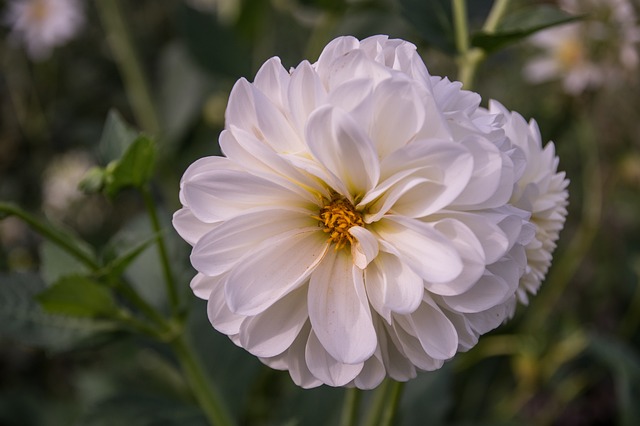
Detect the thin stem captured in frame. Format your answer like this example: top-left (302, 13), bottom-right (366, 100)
top-left (113, 278), bottom-right (172, 329)
top-left (378, 381), bottom-right (404, 426)
top-left (482, 0), bottom-right (510, 32)
top-left (0, 203), bottom-right (99, 270)
top-left (452, 0), bottom-right (470, 55)
top-left (94, 0), bottom-right (161, 136)
top-left (170, 333), bottom-right (236, 426)
top-left (363, 379), bottom-right (390, 426)
top-left (141, 186), bottom-right (180, 314)
top-left (339, 387), bottom-right (361, 426)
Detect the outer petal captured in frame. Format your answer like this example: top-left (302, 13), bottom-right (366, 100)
top-left (240, 286), bottom-right (308, 357)
top-left (253, 56), bottom-right (290, 111)
top-left (225, 228), bottom-right (329, 316)
top-left (172, 207), bottom-right (219, 246)
top-left (206, 273), bottom-right (246, 335)
top-left (288, 60), bottom-right (328, 136)
top-left (374, 216), bottom-right (462, 283)
top-left (308, 249), bottom-right (377, 364)
top-left (305, 330), bottom-right (364, 387)
top-left (306, 105), bottom-right (380, 198)
top-left (191, 208), bottom-right (316, 277)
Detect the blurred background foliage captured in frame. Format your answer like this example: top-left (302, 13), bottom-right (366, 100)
top-left (1, 0), bottom-right (640, 425)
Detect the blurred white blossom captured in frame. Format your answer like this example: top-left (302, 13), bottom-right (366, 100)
top-left (174, 35), bottom-right (567, 388)
top-left (42, 150), bottom-right (92, 218)
top-left (524, 0), bottom-right (640, 94)
top-left (4, 0), bottom-right (84, 60)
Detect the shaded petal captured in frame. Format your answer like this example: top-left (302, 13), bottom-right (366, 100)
top-left (183, 167), bottom-right (307, 222)
top-left (306, 105), bottom-right (380, 197)
top-left (191, 209), bottom-right (316, 277)
top-left (172, 207), bottom-right (219, 246)
top-left (308, 249), bottom-right (377, 364)
top-left (305, 330), bottom-right (364, 387)
top-left (353, 350), bottom-right (386, 389)
top-left (349, 226), bottom-right (379, 269)
top-left (389, 316), bottom-right (444, 371)
top-left (374, 216), bottom-right (462, 283)
top-left (253, 57), bottom-right (290, 111)
top-left (275, 322), bottom-right (323, 389)
top-left (288, 60), bottom-right (327, 136)
top-left (226, 229), bottom-right (329, 316)
top-left (441, 272), bottom-right (513, 313)
top-left (206, 273), bottom-right (246, 335)
top-left (240, 286), bottom-right (308, 357)
top-left (190, 272), bottom-right (217, 300)
top-left (365, 252), bottom-right (423, 322)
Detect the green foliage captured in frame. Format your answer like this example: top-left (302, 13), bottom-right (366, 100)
top-left (104, 135), bottom-right (157, 196)
top-left (36, 275), bottom-right (117, 318)
top-left (99, 109), bottom-right (140, 163)
top-left (471, 5), bottom-right (579, 53)
top-left (0, 273), bottom-right (119, 352)
top-left (399, 0), bottom-right (456, 54)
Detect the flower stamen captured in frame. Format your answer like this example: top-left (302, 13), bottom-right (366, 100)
top-left (313, 194), bottom-right (364, 250)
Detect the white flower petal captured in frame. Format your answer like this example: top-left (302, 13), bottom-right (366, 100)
top-left (288, 60), bottom-right (328, 135)
top-left (253, 56), bottom-right (290, 111)
top-left (365, 252), bottom-right (423, 322)
top-left (191, 209), bottom-right (316, 277)
top-left (306, 105), bottom-right (380, 197)
top-left (349, 226), bottom-right (379, 269)
top-left (308, 249), bottom-right (377, 364)
top-left (172, 207), bottom-right (219, 246)
top-left (374, 216), bottom-right (462, 283)
top-left (305, 330), bottom-right (364, 387)
top-left (240, 286), bottom-right (308, 357)
top-left (225, 229), bottom-right (329, 316)
top-left (206, 273), bottom-right (246, 335)
top-left (190, 272), bottom-right (216, 300)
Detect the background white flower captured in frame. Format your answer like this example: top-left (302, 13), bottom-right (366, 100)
top-left (4, 0), bottom-right (84, 60)
top-left (524, 0), bottom-right (640, 94)
top-left (174, 35), bottom-right (564, 388)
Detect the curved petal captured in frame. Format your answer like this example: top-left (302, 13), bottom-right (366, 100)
top-left (182, 167), bottom-right (307, 222)
top-left (364, 252), bottom-right (423, 322)
top-left (190, 272), bottom-right (218, 300)
top-left (440, 272), bottom-right (513, 313)
top-left (206, 273), bottom-right (246, 335)
top-left (349, 226), bottom-right (379, 269)
top-left (399, 297), bottom-right (458, 360)
top-left (353, 350), bottom-right (386, 389)
top-left (308, 249), bottom-right (377, 364)
top-left (253, 56), bottom-right (290, 111)
top-left (225, 228), bottom-right (329, 316)
top-left (172, 207), bottom-right (219, 246)
top-left (288, 60), bottom-right (327, 136)
top-left (240, 286), bottom-right (308, 357)
top-left (389, 316), bottom-right (445, 371)
top-left (274, 322), bottom-right (323, 389)
top-left (374, 216), bottom-right (462, 283)
top-left (306, 105), bottom-right (380, 198)
top-left (305, 330), bottom-right (364, 387)
top-left (191, 209), bottom-right (316, 277)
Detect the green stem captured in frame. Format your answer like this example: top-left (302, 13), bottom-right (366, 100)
top-left (0, 203), bottom-right (99, 270)
top-left (453, 0), bottom-right (512, 89)
top-left (94, 0), bottom-right (161, 136)
top-left (114, 278), bottom-right (172, 329)
top-left (378, 381), bottom-right (404, 426)
top-left (363, 379), bottom-right (390, 426)
top-left (141, 186), bottom-right (180, 314)
top-left (170, 334), bottom-right (236, 426)
top-left (339, 387), bottom-right (361, 426)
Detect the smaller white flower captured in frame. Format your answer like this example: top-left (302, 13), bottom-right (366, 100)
top-left (524, 0), bottom-right (640, 94)
top-left (4, 0), bottom-right (84, 60)
top-left (42, 150), bottom-right (93, 217)
top-left (490, 101), bottom-right (569, 304)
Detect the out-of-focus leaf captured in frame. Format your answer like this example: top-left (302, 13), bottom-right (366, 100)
top-left (589, 333), bottom-right (640, 426)
top-left (79, 166), bottom-right (107, 194)
top-left (105, 135), bottom-right (157, 196)
top-left (471, 5), bottom-right (578, 53)
top-left (179, 4), bottom-right (251, 78)
top-left (78, 393), bottom-right (208, 426)
top-left (399, 0), bottom-right (456, 54)
top-left (158, 42), bottom-right (211, 150)
top-left (0, 273), bottom-right (120, 352)
top-left (99, 109), bottom-right (139, 163)
top-left (36, 275), bottom-right (117, 318)
top-left (40, 239), bottom-right (91, 284)
top-left (101, 232), bottom-right (158, 280)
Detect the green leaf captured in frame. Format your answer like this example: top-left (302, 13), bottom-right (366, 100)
top-left (101, 232), bottom-right (159, 279)
top-left (99, 109), bottom-right (139, 163)
top-left (471, 5), bottom-right (579, 53)
top-left (105, 135), bottom-right (157, 196)
top-left (0, 273), bottom-right (120, 352)
top-left (79, 166), bottom-right (108, 194)
top-left (399, 0), bottom-right (456, 54)
top-left (37, 275), bottom-right (118, 318)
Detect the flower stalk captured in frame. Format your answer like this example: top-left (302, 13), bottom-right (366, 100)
top-left (170, 334), bottom-right (236, 426)
top-left (339, 387), bottom-right (361, 426)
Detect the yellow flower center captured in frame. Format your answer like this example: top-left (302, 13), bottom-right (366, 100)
top-left (313, 194), bottom-right (364, 250)
top-left (556, 38), bottom-right (584, 70)
top-left (28, 0), bottom-right (50, 23)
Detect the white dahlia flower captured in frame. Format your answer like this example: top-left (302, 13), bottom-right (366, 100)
top-left (4, 0), bottom-right (84, 61)
top-left (174, 35), bottom-right (565, 388)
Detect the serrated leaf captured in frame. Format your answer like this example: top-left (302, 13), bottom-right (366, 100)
top-left (399, 0), bottom-right (456, 54)
top-left (37, 275), bottom-right (117, 318)
top-left (0, 273), bottom-right (120, 352)
top-left (105, 136), bottom-right (157, 196)
top-left (471, 5), bottom-right (579, 53)
top-left (99, 109), bottom-right (139, 163)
